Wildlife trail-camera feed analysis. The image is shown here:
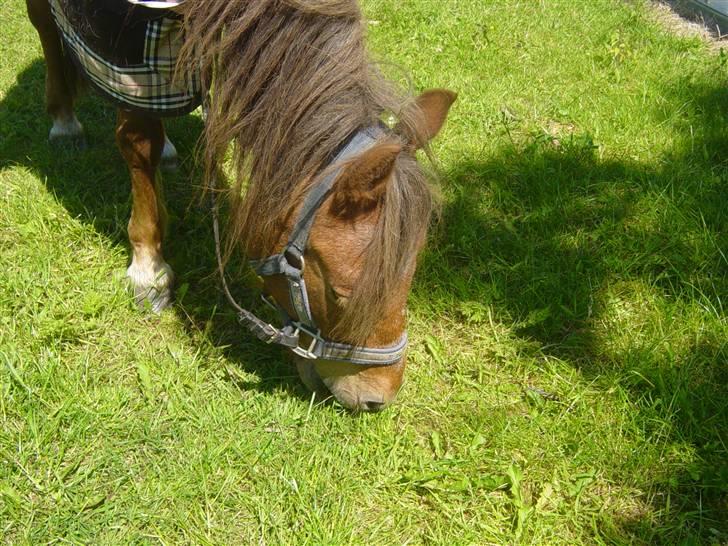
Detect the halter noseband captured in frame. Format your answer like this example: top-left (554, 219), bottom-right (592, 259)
top-left (212, 125), bottom-right (407, 366)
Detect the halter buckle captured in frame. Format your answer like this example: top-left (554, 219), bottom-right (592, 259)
top-left (260, 294), bottom-right (322, 359)
top-left (290, 323), bottom-right (323, 360)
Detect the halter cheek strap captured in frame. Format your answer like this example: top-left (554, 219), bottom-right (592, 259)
top-left (212, 125), bottom-right (408, 366)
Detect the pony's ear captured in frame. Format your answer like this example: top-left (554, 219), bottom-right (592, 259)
top-left (398, 88), bottom-right (457, 149)
top-left (330, 141), bottom-right (401, 216)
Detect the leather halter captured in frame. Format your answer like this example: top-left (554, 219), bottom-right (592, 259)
top-left (212, 125), bottom-right (407, 366)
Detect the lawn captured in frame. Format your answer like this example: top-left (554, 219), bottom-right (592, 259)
top-left (1, 0), bottom-right (726, 544)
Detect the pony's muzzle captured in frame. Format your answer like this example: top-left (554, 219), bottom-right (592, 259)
top-left (295, 357), bottom-right (403, 412)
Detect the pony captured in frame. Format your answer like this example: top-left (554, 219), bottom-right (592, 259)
top-left (26, 0), bottom-right (456, 412)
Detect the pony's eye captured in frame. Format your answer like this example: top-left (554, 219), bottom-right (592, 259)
top-left (329, 286), bottom-right (352, 303)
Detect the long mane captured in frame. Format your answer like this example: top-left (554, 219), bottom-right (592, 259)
top-left (177, 0), bottom-right (434, 344)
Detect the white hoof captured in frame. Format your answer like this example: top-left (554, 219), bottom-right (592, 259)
top-left (49, 114), bottom-right (85, 147)
top-left (160, 134), bottom-right (178, 172)
top-left (126, 257), bottom-right (174, 313)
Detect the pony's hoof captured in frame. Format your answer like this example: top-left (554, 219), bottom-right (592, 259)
top-left (127, 261), bottom-right (175, 313)
top-left (49, 116), bottom-right (86, 148)
top-left (160, 155), bottom-right (178, 172)
top-left (49, 133), bottom-right (88, 150)
top-left (134, 285), bottom-right (173, 313)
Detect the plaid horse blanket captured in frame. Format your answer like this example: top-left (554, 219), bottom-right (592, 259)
top-left (49, 0), bottom-right (200, 116)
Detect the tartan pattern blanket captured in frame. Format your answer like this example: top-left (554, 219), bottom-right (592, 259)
top-left (49, 0), bottom-right (201, 116)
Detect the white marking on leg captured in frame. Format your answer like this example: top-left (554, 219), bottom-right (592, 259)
top-left (162, 134), bottom-right (178, 161)
top-left (126, 250), bottom-right (174, 312)
top-left (49, 113), bottom-right (83, 139)
top-left (160, 133), bottom-right (178, 171)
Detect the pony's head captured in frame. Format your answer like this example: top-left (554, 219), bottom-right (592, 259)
top-left (178, 0), bottom-right (455, 411)
top-left (265, 90), bottom-right (456, 411)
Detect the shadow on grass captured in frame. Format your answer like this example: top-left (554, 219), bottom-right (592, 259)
top-left (2, 59), bottom-right (726, 541)
top-left (0, 59), bottom-right (310, 402)
top-left (419, 80), bottom-right (726, 541)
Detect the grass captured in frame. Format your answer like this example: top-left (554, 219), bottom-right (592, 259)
top-left (1, 0), bottom-right (726, 543)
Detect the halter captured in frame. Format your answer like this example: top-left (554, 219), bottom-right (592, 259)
top-left (212, 125), bottom-right (407, 366)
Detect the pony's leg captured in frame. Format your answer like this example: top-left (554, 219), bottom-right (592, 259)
top-left (116, 109), bottom-right (174, 312)
top-left (26, 0), bottom-right (84, 145)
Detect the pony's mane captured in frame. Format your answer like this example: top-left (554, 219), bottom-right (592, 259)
top-left (178, 0), bottom-right (434, 344)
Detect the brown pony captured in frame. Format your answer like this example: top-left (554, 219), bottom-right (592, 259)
top-left (26, 0), bottom-right (455, 411)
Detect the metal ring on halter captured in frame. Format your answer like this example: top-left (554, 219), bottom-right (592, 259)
top-left (283, 247), bottom-right (304, 272)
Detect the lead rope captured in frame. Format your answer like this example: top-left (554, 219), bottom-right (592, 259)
top-left (209, 170), bottom-right (246, 316)
top-left (209, 168), bottom-right (301, 348)
top-left (203, 94), bottom-right (244, 315)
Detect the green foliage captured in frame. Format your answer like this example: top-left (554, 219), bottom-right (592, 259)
top-left (1, 0), bottom-right (727, 543)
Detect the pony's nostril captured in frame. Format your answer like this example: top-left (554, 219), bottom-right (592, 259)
top-left (361, 399), bottom-right (386, 412)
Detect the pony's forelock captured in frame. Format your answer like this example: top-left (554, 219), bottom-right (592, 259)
top-left (177, 0), bottom-right (435, 345)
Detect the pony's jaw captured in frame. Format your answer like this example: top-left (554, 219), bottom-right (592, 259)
top-left (296, 357), bottom-right (406, 412)
top-left (296, 359), bottom-right (329, 398)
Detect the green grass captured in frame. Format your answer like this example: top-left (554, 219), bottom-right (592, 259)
top-left (1, 0), bottom-right (727, 543)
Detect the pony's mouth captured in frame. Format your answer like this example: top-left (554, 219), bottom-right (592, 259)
top-left (294, 359), bottom-right (391, 413)
top-left (295, 359), bottom-right (330, 399)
